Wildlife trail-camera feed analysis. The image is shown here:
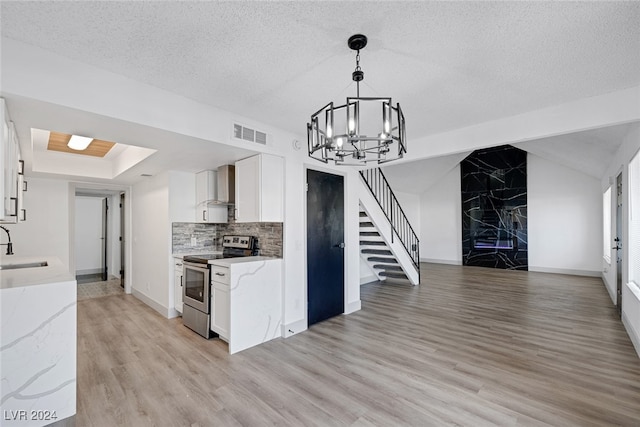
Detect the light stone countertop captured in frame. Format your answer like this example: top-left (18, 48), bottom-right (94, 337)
top-left (0, 255), bottom-right (75, 289)
top-left (209, 256), bottom-right (280, 266)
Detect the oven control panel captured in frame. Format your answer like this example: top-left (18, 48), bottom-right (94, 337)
top-left (222, 235), bottom-right (254, 249)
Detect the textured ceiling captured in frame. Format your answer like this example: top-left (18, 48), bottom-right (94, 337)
top-left (1, 1), bottom-right (639, 188)
top-left (2, 1), bottom-right (639, 142)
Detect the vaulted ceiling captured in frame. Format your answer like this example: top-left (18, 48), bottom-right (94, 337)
top-left (1, 1), bottom-right (639, 187)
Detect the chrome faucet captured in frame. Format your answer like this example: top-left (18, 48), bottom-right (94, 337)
top-left (0, 225), bottom-right (14, 255)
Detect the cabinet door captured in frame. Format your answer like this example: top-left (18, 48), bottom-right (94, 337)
top-left (1, 101), bottom-right (8, 221)
top-left (195, 171), bottom-right (213, 222)
top-left (235, 156), bottom-right (260, 222)
top-left (1, 103), bottom-right (19, 223)
top-left (212, 283), bottom-right (230, 340)
top-left (174, 271), bottom-right (183, 313)
top-left (260, 154), bottom-right (284, 222)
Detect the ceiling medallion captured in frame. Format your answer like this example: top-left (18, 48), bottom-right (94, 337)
top-left (307, 34), bottom-right (407, 165)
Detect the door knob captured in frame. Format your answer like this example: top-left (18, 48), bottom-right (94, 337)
top-left (334, 242), bottom-right (345, 249)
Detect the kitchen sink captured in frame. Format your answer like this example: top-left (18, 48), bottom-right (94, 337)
top-left (0, 261), bottom-right (48, 270)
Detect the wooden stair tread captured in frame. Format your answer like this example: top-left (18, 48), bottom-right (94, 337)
top-left (362, 249), bottom-right (393, 255)
top-left (373, 264), bottom-right (403, 271)
top-left (366, 256), bottom-right (398, 263)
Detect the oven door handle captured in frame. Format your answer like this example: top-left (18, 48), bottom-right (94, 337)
top-left (183, 262), bottom-right (210, 272)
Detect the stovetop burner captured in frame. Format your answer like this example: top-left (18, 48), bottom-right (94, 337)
top-left (183, 253), bottom-right (238, 264)
top-left (182, 235), bottom-right (258, 264)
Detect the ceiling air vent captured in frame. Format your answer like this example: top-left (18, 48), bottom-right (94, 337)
top-left (233, 123), bottom-right (267, 145)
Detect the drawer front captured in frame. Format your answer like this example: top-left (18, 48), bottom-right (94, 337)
top-left (211, 265), bottom-right (230, 285)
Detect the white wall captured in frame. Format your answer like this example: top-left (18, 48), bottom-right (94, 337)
top-left (419, 165), bottom-right (462, 265)
top-left (2, 177), bottom-right (70, 268)
top-left (131, 172), bottom-right (171, 314)
top-left (74, 196), bottom-right (104, 274)
top-left (528, 154), bottom-right (603, 276)
top-left (394, 191), bottom-right (421, 239)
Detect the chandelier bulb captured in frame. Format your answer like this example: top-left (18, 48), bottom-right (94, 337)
top-left (348, 119), bottom-right (355, 134)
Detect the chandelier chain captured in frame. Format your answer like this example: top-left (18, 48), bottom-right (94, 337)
top-left (355, 50), bottom-right (361, 98)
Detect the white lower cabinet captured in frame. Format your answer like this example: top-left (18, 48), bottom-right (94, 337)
top-left (210, 258), bottom-right (282, 354)
top-left (210, 264), bottom-right (230, 340)
top-left (173, 258), bottom-right (183, 314)
top-left (212, 282), bottom-right (230, 340)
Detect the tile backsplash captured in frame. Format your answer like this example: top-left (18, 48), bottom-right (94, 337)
top-left (172, 223), bottom-right (217, 253)
top-left (172, 222), bottom-right (283, 257)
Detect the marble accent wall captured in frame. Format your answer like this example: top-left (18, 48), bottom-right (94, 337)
top-left (461, 145), bottom-right (528, 270)
top-left (172, 222), bottom-right (283, 258)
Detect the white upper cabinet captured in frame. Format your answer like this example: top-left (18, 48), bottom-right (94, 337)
top-left (195, 170), bottom-right (227, 223)
top-left (235, 154), bottom-right (283, 223)
top-left (1, 99), bottom-right (23, 224)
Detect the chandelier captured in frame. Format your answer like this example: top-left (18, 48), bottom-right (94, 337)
top-left (307, 34), bottom-right (406, 165)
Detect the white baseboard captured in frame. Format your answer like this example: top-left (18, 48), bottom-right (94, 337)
top-left (131, 288), bottom-right (171, 318)
top-left (602, 273), bottom-right (617, 304)
top-left (76, 268), bottom-right (103, 275)
top-left (345, 300), bottom-right (361, 314)
top-left (360, 275), bottom-right (378, 285)
top-left (528, 266), bottom-right (601, 277)
top-left (420, 258), bottom-right (462, 265)
top-left (282, 318), bottom-right (307, 338)
top-left (622, 311), bottom-right (640, 358)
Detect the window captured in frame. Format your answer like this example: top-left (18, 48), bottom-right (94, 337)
top-left (629, 149), bottom-right (640, 286)
top-left (603, 186), bottom-right (612, 263)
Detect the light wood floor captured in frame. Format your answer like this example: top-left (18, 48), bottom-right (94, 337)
top-left (77, 263), bottom-right (640, 426)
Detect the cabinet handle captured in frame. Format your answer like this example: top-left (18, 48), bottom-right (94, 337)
top-left (180, 276), bottom-right (183, 287)
top-left (215, 272), bottom-right (226, 277)
top-left (18, 160), bottom-right (24, 175)
top-left (203, 210), bottom-right (207, 221)
top-left (19, 209), bottom-right (26, 222)
top-left (22, 181), bottom-right (27, 192)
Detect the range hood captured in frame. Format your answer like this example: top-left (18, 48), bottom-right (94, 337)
top-left (213, 165), bottom-right (235, 204)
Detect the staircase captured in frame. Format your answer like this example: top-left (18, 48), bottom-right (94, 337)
top-left (360, 209), bottom-right (412, 283)
top-left (359, 169), bottom-right (420, 285)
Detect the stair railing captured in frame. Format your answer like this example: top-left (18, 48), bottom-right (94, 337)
top-left (360, 168), bottom-right (420, 278)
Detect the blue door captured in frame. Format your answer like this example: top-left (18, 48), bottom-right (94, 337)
top-left (307, 169), bottom-right (345, 326)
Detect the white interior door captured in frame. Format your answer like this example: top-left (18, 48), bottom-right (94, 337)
top-left (75, 196), bottom-right (105, 276)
